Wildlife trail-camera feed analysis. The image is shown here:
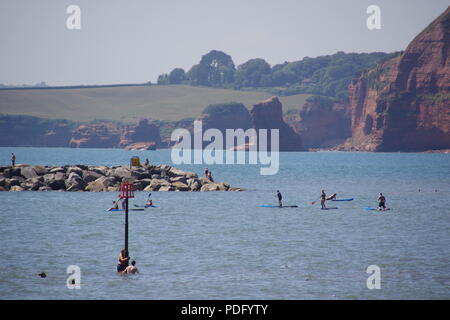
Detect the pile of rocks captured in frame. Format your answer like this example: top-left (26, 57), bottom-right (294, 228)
top-left (0, 164), bottom-right (243, 192)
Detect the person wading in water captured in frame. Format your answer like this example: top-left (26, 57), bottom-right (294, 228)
top-left (117, 249), bottom-right (130, 273)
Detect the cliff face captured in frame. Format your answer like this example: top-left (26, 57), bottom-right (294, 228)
top-left (250, 97), bottom-right (304, 151)
top-left (69, 122), bottom-right (121, 148)
top-left (346, 7), bottom-right (450, 151)
top-left (197, 102), bottom-right (252, 148)
top-left (69, 119), bottom-right (162, 149)
top-left (119, 119), bottom-right (161, 148)
top-left (0, 115), bottom-right (73, 147)
top-left (286, 96), bottom-right (351, 148)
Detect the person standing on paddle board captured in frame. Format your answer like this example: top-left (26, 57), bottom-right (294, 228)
top-left (320, 190), bottom-right (327, 209)
top-left (377, 193), bottom-right (386, 211)
top-left (276, 190), bottom-right (283, 207)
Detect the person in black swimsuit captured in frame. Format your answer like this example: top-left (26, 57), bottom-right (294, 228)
top-left (117, 249), bottom-right (130, 273)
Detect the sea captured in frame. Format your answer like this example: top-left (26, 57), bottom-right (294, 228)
top-left (0, 147), bottom-right (449, 299)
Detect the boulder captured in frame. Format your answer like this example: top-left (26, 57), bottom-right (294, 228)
top-left (20, 166), bottom-right (38, 179)
top-left (82, 170), bottom-right (103, 183)
top-left (85, 176), bottom-right (116, 192)
top-left (171, 181), bottom-right (189, 191)
top-left (49, 167), bottom-right (65, 174)
top-left (66, 172), bottom-right (86, 191)
top-left (200, 183), bottom-right (229, 191)
top-left (158, 185), bottom-right (174, 192)
top-left (10, 185), bottom-right (24, 191)
top-left (110, 167), bottom-right (132, 179)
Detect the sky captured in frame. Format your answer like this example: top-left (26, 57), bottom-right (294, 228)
top-left (0, 0), bottom-right (448, 86)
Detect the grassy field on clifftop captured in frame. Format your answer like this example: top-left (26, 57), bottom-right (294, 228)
top-left (0, 85), bottom-right (310, 122)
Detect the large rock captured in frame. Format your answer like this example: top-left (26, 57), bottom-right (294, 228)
top-left (250, 97), bottom-right (305, 151)
top-left (200, 183), bottom-right (229, 191)
top-left (20, 166), bottom-right (38, 179)
top-left (344, 7), bottom-right (450, 151)
top-left (65, 172), bottom-right (86, 191)
top-left (85, 176), bottom-right (117, 192)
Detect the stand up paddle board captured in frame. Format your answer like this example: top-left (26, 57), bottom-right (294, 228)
top-left (107, 208), bottom-right (145, 212)
top-left (332, 198), bottom-right (354, 202)
top-left (321, 207), bottom-right (338, 210)
top-left (365, 208), bottom-right (390, 211)
top-left (258, 205), bottom-right (298, 208)
top-left (134, 205), bottom-right (158, 208)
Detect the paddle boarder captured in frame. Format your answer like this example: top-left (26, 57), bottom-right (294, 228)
top-left (146, 193), bottom-right (153, 207)
top-left (276, 190), bottom-right (283, 207)
top-left (117, 249), bottom-right (130, 273)
top-left (320, 190), bottom-right (327, 209)
top-left (108, 201), bottom-right (119, 211)
top-left (377, 193), bottom-right (386, 211)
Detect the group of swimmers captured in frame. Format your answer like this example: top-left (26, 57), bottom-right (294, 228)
top-left (117, 249), bottom-right (139, 275)
top-left (276, 190), bottom-right (388, 210)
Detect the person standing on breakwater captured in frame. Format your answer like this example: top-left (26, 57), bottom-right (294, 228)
top-left (11, 153), bottom-right (16, 167)
top-left (277, 190), bottom-right (283, 207)
top-left (204, 168), bottom-right (209, 178)
top-left (208, 171), bottom-right (214, 182)
top-left (320, 190), bottom-right (327, 209)
top-left (117, 249), bottom-right (130, 273)
top-left (377, 193), bottom-right (386, 211)
top-left (144, 158), bottom-right (149, 166)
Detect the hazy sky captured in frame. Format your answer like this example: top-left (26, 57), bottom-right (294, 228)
top-left (0, 0), bottom-right (448, 86)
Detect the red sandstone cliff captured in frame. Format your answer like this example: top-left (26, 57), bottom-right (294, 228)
top-left (251, 97), bottom-right (304, 151)
top-left (119, 119), bottom-right (161, 148)
top-left (344, 6), bottom-right (450, 151)
top-left (285, 96), bottom-right (351, 149)
top-left (69, 119), bottom-right (161, 149)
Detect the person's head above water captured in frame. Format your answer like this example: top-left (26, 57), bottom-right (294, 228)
top-left (131, 260), bottom-right (136, 266)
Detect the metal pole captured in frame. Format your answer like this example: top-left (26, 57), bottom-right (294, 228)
top-left (125, 197), bottom-right (129, 252)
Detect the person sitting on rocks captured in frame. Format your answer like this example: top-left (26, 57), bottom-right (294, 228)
top-left (144, 158), bottom-right (149, 166)
top-left (207, 171), bottom-right (214, 182)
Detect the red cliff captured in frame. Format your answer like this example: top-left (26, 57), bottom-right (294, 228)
top-left (250, 96), bottom-right (304, 151)
top-left (345, 7), bottom-right (450, 151)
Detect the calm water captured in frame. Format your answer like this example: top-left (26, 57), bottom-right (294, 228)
top-left (0, 147), bottom-right (449, 299)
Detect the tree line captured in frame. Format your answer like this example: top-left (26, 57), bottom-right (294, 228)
top-left (156, 50), bottom-right (398, 99)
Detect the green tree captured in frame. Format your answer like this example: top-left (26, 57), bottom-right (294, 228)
top-left (188, 50), bottom-right (235, 87)
top-left (168, 68), bottom-right (186, 84)
top-left (235, 58), bottom-right (272, 88)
